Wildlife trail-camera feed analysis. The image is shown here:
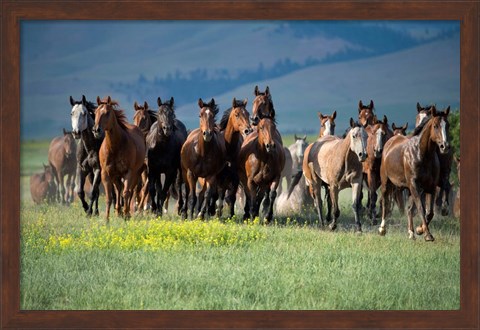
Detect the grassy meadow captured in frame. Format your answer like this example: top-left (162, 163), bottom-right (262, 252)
top-left (20, 137), bottom-right (460, 310)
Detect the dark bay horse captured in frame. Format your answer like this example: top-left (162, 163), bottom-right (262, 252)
top-left (30, 164), bottom-right (56, 204)
top-left (146, 97), bottom-right (187, 215)
top-left (93, 96), bottom-right (146, 220)
top-left (48, 128), bottom-right (77, 204)
top-left (238, 117), bottom-right (285, 223)
top-left (70, 95), bottom-right (103, 215)
top-left (302, 118), bottom-right (368, 231)
top-left (317, 111), bottom-right (336, 138)
top-left (362, 115), bottom-right (392, 225)
top-left (180, 98), bottom-right (226, 219)
top-left (416, 103), bottom-right (453, 216)
top-left (209, 97), bottom-right (253, 218)
top-left (250, 85), bottom-right (276, 126)
top-left (379, 107), bottom-right (450, 241)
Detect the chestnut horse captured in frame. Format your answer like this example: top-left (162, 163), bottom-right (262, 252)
top-left (180, 98), bottom-right (226, 219)
top-left (392, 122), bottom-right (408, 136)
top-left (362, 115), bottom-right (392, 225)
top-left (358, 100), bottom-right (375, 126)
top-left (238, 117), bottom-right (285, 223)
top-left (146, 97), bottom-right (187, 216)
top-left (302, 119), bottom-right (368, 231)
top-left (209, 98), bottom-right (253, 218)
top-left (70, 95), bottom-right (103, 216)
top-left (30, 164), bottom-right (56, 204)
top-left (93, 96), bottom-right (146, 220)
top-left (416, 103), bottom-right (453, 216)
top-left (48, 128), bottom-right (77, 204)
top-left (317, 111), bottom-right (336, 138)
top-left (379, 107), bottom-right (450, 241)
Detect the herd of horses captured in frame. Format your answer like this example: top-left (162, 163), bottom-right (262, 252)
top-left (29, 86), bottom-right (460, 241)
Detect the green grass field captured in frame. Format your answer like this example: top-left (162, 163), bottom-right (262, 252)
top-left (20, 138), bottom-right (460, 310)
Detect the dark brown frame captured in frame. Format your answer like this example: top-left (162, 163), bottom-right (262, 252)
top-left (1, 1), bottom-right (478, 329)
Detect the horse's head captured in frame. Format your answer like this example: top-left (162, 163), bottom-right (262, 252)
top-left (318, 110), bottom-right (336, 137)
top-left (251, 85), bottom-right (275, 125)
top-left (358, 100), bottom-right (375, 126)
top-left (349, 118), bottom-right (368, 162)
top-left (133, 101), bottom-right (152, 134)
top-left (62, 128), bottom-right (76, 157)
top-left (70, 95), bottom-right (92, 138)
top-left (429, 106), bottom-right (450, 154)
top-left (370, 115), bottom-right (389, 158)
top-left (198, 98), bottom-right (218, 142)
top-left (229, 98), bottom-right (253, 137)
top-left (416, 102), bottom-right (434, 127)
top-left (293, 134), bottom-right (308, 160)
top-left (258, 118), bottom-right (277, 153)
top-left (392, 122), bottom-right (408, 136)
top-left (93, 96), bottom-right (117, 138)
top-left (43, 163), bottom-right (54, 183)
top-left (157, 97), bottom-right (176, 137)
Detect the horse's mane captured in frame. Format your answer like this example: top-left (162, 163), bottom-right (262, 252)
top-left (147, 109), bottom-right (158, 123)
top-left (410, 115), bottom-right (431, 137)
top-left (219, 108), bottom-right (232, 131)
top-left (202, 103), bottom-right (220, 121)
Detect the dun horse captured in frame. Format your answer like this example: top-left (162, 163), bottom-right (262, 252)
top-left (70, 95), bottom-right (103, 216)
top-left (301, 118), bottom-right (368, 231)
top-left (180, 98), bottom-right (226, 219)
top-left (146, 97), bottom-right (187, 216)
top-left (379, 107), bottom-right (450, 241)
top-left (30, 164), bottom-right (56, 204)
top-left (238, 117), bottom-right (285, 223)
top-left (92, 96), bottom-right (146, 220)
top-left (48, 128), bottom-right (77, 204)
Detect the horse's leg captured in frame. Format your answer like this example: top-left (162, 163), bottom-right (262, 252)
top-left (57, 170), bottom-right (66, 204)
top-left (148, 167), bottom-right (160, 214)
top-left (351, 180), bottom-right (363, 232)
top-left (215, 186), bottom-right (226, 219)
top-left (261, 187), bottom-right (271, 221)
top-left (199, 178), bottom-right (216, 220)
top-left (425, 192), bottom-right (435, 224)
top-left (225, 181), bottom-right (238, 219)
top-left (113, 177), bottom-right (123, 217)
top-left (186, 171), bottom-right (197, 219)
top-left (406, 194), bottom-right (416, 240)
top-left (410, 182), bottom-right (434, 241)
top-left (75, 164), bottom-right (89, 212)
top-left (90, 168), bottom-right (101, 216)
top-left (175, 169), bottom-right (184, 216)
top-left (101, 171), bottom-right (113, 221)
top-left (312, 181), bottom-right (324, 226)
top-left (370, 173), bottom-right (379, 226)
top-left (159, 171), bottom-right (176, 217)
top-left (122, 170), bottom-right (139, 219)
top-left (378, 181), bottom-right (390, 236)
top-left (266, 180), bottom-right (281, 224)
top-left (328, 186), bottom-right (339, 231)
top-left (197, 181), bottom-right (206, 215)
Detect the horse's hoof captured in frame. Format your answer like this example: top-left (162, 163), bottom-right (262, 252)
top-left (424, 233), bottom-right (435, 242)
top-left (416, 226), bottom-right (424, 235)
top-left (329, 223), bottom-right (337, 231)
top-left (408, 231), bottom-right (416, 240)
top-left (378, 227), bottom-right (386, 236)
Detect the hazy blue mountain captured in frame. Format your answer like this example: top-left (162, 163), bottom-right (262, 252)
top-left (20, 21), bottom-right (459, 140)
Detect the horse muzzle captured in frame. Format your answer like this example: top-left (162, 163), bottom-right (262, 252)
top-left (439, 142), bottom-right (450, 154)
top-left (374, 148), bottom-right (383, 158)
top-left (265, 142), bottom-right (276, 153)
top-left (243, 127), bottom-right (254, 137)
top-left (92, 126), bottom-right (102, 139)
top-left (72, 130), bottom-right (81, 139)
top-left (358, 152), bottom-right (367, 162)
top-left (250, 116), bottom-right (259, 126)
top-left (203, 130), bottom-right (212, 142)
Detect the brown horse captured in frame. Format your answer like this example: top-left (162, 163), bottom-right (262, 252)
top-left (133, 101), bottom-right (157, 136)
top-left (30, 164), bottom-right (56, 204)
top-left (392, 122), bottom-right (408, 136)
top-left (453, 156), bottom-right (460, 218)
top-left (358, 100), bottom-right (375, 126)
top-left (302, 118), bottom-right (368, 231)
top-left (416, 103), bottom-right (453, 216)
top-left (238, 117), bottom-right (285, 223)
top-left (250, 85), bottom-right (275, 126)
top-left (362, 115), bottom-right (392, 225)
top-left (208, 98), bottom-right (253, 218)
top-left (48, 128), bottom-right (77, 204)
top-left (379, 107), bottom-right (450, 241)
top-left (180, 98), bottom-right (226, 219)
top-left (317, 111), bottom-right (336, 138)
top-left (92, 96), bottom-right (146, 220)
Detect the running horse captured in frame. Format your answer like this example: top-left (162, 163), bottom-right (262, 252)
top-left (180, 98), bottom-right (226, 219)
top-left (70, 95), bottom-right (103, 215)
top-left (30, 164), bottom-right (56, 204)
top-left (133, 101), bottom-right (157, 136)
top-left (238, 117), bottom-right (285, 223)
top-left (92, 96), bottom-right (146, 220)
top-left (48, 128), bottom-right (77, 204)
top-left (301, 119), bottom-right (368, 231)
top-left (146, 97), bottom-right (187, 216)
top-left (416, 103), bottom-right (453, 216)
top-left (379, 106), bottom-right (450, 241)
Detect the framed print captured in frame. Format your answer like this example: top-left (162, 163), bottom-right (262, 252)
top-left (1, 1), bottom-right (478, 329)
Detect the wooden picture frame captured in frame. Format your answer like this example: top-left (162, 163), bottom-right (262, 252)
top-left (1, 1), bottom-right (478, 328)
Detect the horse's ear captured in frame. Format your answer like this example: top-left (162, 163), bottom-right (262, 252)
top-left (157, 97), bottom-right (162, 107)
top-left (232, 97), bottom-right (237, 108)
top-left (63, 128), bottom-right (67, 135)
top-left (242, 98), bottom-right (248, 106)
top-left (350, 117), bottom-right (355, 128)
top-left (403, 123), bottom-right (408, 131)
top-left (70, 96), bottom-right (75, 106)
top-left (383, 115), bottom-right (388, 125)
top-left (254, 85), bottom-right (259, 96)
top-left (294, 134), bottom-right (298, 140)
top-left (317, 112), bottom-right (323, 119)
top-left (392, 123), bottom-right (397, 130)
top-left (144, 102), bottom-right (149, 109)
top-left (302, 134), bottom-right (307, 141)
top-left (416, 102), bottom-right (422, 113)
top-left (370, 100), bottom-right (374, 109)
top-left (134, 101), bottom-right (139, 111)
top-left (265, 86), bottom-right (270, 96)
top-left (332, 110), bottom-right (337, 120)
top-left (431, 105), bottom-right (437, 116)
top-left (445, 106), bottom-right (450, 116)
top-left (358, 100), bottom-right (363, 113)
top-left (169, 97), bottom-right (174, 107)
top-left (97, 96), bottom-right (101, 105)
top-left (81, 95), bottom-right (87, 105)
top-left (198, 98), bottom-right (204, 108)
top-left (107, 96), bottom-right (111, 104)
top-left (372, 115), bottom-right (378, 124)
top-left (210, 98), bottom-right (215, 107)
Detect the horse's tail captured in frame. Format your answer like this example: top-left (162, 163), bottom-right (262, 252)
top-left (287, 170), bottom-right (303, 199)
